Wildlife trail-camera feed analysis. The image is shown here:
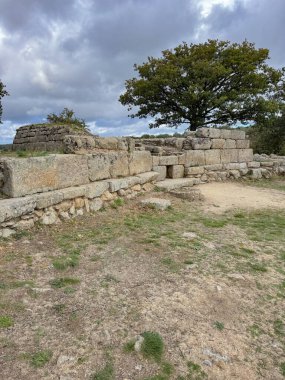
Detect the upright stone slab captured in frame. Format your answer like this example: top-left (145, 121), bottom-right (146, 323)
top-left (238, 149), bottom-right (253, 163)
top-left (129, 151), bottom-right (152, 175)
top-left (2, 154), bottom-right (89, 198)
top-left (204, 150), bottom-right (221, 165)
top-left (220, 149), bottom-right (239, 164)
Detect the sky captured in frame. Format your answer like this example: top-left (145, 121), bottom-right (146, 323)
top-left (0, 0), bottom-right (285, 143)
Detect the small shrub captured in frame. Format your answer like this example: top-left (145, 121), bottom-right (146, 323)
top-left (141, 331), bottom-right (164, 362)
top-left (0, 315), bottom-right (13, 328)
top-left (110, 198), bottom-right (124, 209)
top-left (186, 361), bottom-right (207, 379)
top-left (47, 107), bottom-right (88, 131)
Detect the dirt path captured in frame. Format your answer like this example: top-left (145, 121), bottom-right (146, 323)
top-left (197, 181), bottom-right (285, 213)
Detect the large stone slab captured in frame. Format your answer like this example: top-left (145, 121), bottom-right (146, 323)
top-left (196, 127), bottom-right (221, 138)
top-left (159, 155), bottom-right (179, 166)
top-left (185, 150), bottom-right (206, 167)
top-left (0, 196), bottom-right (36, 223)
top-left (137, 171), bottom-right (159, 184)
top-left (129, 151), bottom-right (152, 175)
top-left (88, 152), bottom-right (129, 181)
top-left (140, 198), bottom-right (171, 210)
top-left (188, 138), bottom-right (212, 150)
top-left (108, 176), bottom-right (140, 192)
top-left (2, 154), bottom-right (89, 198)
top-left (167, 165), bottom-right (184, 179)
top-left (156, 178), bottom-right (194, 191)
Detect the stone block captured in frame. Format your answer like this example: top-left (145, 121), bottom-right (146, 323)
top-left (204, 150), bottom-right (221, 165)
top-left (84, 181), bottom-right (109, 199)
top-left (137, 171), bottom-right (159, 184)
top-left (156, 178), bottom-right (194, 191)
top-left (95, 137), bottom-right (118, 150)
top-left (167, 165), bottom-right (184, 179)
top-left (220, 149), bottom-right (239, 163)
top-left (229, 170), bottom-right (241, 179)
top-left (224, 162), bottom-right (247, 170)
top-left (211, 139), bottom-right (225, 149)
top-left (195, 127), bottom-right (210, 138)
top-left (35, 190), bottom-right (64, 209)
top-left (219, 129), bottom-right (232, 139)
top-left (248, 161), bottom-right (260, 168)
top-left (152, 156), bottom-right (160, 166)
top-left (185, 166), bottom-right (205, 175)
top-left (88, 153), bottom-right (111, 181)
top-left (260, 161), bottom-right (274, 167)
top-left (185, 150), bottom-right (206, 167)
top-left (140, 198), bottom-right (171, 210)
top-left (178, 154), bottom-right (186, 165)
top-left (188, 137), bottom-right (212, 150)
top-left (108, 176), bottom-right (140, 192)
top-left (224, 139), bottom-right (236, 149)
top-left (230, 129), bottom-right (246, 140)
top-left (236, 139), bottom-right (250, 149)
top-left (238, 149), bottom-right (253, 163)
top-left (0, 196), bottom-right (36, 223)
top-left (109, 152), bottom-right (129, 177)
top-left (129, 151), bottom-right (152, 175)
top-left (61, 186), bottom-right (86, 200)
top-left (204, 164), bottom-right (223, 171)
top-left (89, 198), bottom-right (104, 212)
top-left (159, 155), bottom-right (179, 166)
top-left (153, 166), bottom-right (167, 181)
top-left (2, 154), bottom-right (89, 198)
top-left (249, 168), bottom-right (262, 179)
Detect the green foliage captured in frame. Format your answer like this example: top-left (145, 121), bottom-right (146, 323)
top-left (248, 113), bottom-right (285, 155)
top-left (178, 361), bottom-right (207, 380)
top-left (46, 107), bottom-right (88, 131)
top-left (213, 321), bottom-right (225, 331)
top-left (0, 315), bottom-right (13, 328)
top-left (29, 350), bottom-right (52, 368)
top-left (120, 40), bottom-right (285, 131)
top-left (49, 277), bottom-right (80, 288)
top-left (0, 79), bottom-right (9, 123)
top-left (110, 198), bottom-right (124, 209)
top-left (141, 331), bottom-right (164, 362)
top-left (123, 340), bottom-right (135, 353)
top-left (280, 362), bottom-right (285, 377)
top-left (91, 361), bottom-right (114, 380)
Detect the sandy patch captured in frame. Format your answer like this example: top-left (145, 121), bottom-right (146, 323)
top-left (197, 182), bottom-right (285, 213)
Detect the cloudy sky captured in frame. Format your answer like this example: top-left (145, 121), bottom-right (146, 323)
top-left (0, 0), bottom-right (284, 143)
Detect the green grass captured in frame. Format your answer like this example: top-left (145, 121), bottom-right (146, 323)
top-left (248, 324), bottom-right (263, 338)
top-left (273, 319), bottom-right (285, 338)
top-left (202, 218), bottom-right (228, 228)
top-left (91, 361), bottom-right (114, 380)
top-left (213, 321), bottom-right (224, 331)
top-left (178, 361), bottom-right (207, 380)
top-left (110, 198), bottom-right (124, 209)
top-left (280, 362), bottom-right (285, 377)
top-left (28, 350), bottom-right (52, 368)
top-left (0, 316), bottom-right (13, 328)
top-left (49, 277), bottom-right (80, 288)
top-left (161, 257), bottom-right (180, 272)
top-left (244, 178), bottom-right (285, 192)
top-left (123, 340), bottom-right (135, 353)
top-left (141, 331), bottom-right (164, 363)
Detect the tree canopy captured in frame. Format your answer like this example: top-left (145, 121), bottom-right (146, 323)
top-left (119, 40), bottom-right (285, 131)
top-left (0, 80), bottom-right (9, 124)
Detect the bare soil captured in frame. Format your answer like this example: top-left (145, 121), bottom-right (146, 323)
top-left (0, 179), bottom-right (285, 380)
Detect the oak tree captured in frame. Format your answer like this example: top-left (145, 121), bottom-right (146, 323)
top-left (119, 40), bottom-right (285, 131)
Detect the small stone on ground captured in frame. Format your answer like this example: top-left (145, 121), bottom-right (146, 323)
top-left (140, 198), bottom-right (171, 210)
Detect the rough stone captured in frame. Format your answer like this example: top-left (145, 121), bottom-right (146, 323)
top-left (108, 176), bottom-right (140, 192)
top-left (41, 209), bottom-right (59, 225)
top-left (61, 186), bottom-right (86, 200)
top-left (178, 154), bottom-right (186, 165)
top-left (188, 137), bottom-right (212, 150)
top-left (140, 198), bottom-right (171, 210)
top-left (15, 219), bottom-right (34, 230)
top-left (204, 164), bottom-right (223, 171)
top-left (35, 190), bottom-right (64, 209)
top-left (0, 196), bottom-right (36, 223)
top-left (152, 156), bottom-right (160, 166)
top-left (249, 168), bottom-right (262, 179)
top-left (247, 161), bottom-right (260, 168)
top-left (0, 228), bottom-right (16, 238)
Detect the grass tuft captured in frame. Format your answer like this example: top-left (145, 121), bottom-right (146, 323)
top-left (49, 277), bottom-right (80, 288)
top-left (91, 361), bottom-right (114, 380)
top-left (0, 315), bottom-right (13, 328)
top-left (141, 331), bottom-right (164, 363)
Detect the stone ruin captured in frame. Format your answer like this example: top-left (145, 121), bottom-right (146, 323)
top-left (0, 124), bottom-right (284, 237)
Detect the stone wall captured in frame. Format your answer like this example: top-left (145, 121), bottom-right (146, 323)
top-left (1, 126), bottom-right (284, 237)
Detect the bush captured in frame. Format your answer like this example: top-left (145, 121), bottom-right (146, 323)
top-left (47, 108), bottom-right (89, 132)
